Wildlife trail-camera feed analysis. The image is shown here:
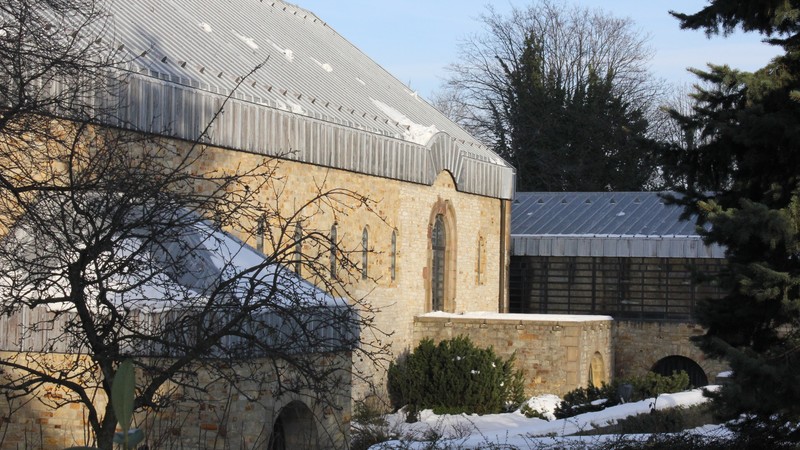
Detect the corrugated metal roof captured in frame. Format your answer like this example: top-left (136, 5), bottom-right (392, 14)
top-left (511, 192), bottom-right (726, 258)
top-left (72, 0), bottom-right (515, 198)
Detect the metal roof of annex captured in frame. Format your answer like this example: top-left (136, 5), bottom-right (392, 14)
top-left (511, 192), bottom-right (726, 258)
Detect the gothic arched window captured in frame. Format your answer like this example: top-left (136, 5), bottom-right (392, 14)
top-left (390, 230), bottom-right (397, 281)
top-left (361, 226), bottom-right (369, 280)
top-left (256, 216), bottom-right (265, 253)
top-left (329, 224), bottom-right (338, 279)
top-left (293, 224), bottom-right (302, 275)
top-left (431, 214), bottom-right (446, 311)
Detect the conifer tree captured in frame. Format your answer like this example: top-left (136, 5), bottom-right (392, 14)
top-left (492, 33), bottom-right (653, 191)
top-left (439, 1), bottom-right (661, 192)
top-left (667, 0), bottom-right (800, 426)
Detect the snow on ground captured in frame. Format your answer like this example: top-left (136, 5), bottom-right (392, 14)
top-left (367, 387), bottom-right (727, 449)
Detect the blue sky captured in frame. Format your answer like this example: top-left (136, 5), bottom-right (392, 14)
top-left (296, 0), bottom-right (782, 100)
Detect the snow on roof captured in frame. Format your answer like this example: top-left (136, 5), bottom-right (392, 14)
top-left (62, 0), bottom-right (514, 199)
top-left (142, 220), bottom-right (344, 310)
top-left (370, 98), bottom-right (440, 145)
top-left (0, 194), bottom-right (357, 356)
top-left (1, 199), bottom-right (342, 313)
top-left (511, 192), bottom-right (726, 258)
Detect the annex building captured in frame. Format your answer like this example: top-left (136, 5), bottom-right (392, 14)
top-left (0, 0), bottom-right (731, 448)
top-left (509, 192), bottom-right (729, 387)
top-left (0, 0), bottom-right (516, 448)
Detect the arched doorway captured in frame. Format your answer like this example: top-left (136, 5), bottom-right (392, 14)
top-left (588, 352), bottom-right (606, 388)
top-left (267, 401), bottom-right (317, 450)
top-left (652, 355), bottom-right (708, 388)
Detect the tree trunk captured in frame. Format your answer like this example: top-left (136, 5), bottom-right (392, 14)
top-left (96, 402), bottom-right (118, 450)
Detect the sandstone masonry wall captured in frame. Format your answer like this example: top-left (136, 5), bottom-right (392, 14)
top-left (614, 321), bottom-right (728, 382)
top-left (0, 351), bottom-right (350, 449)
top-left (412, 315), bottom-right (613, 396)
top-left (190, 144), bottom-right (507, 400)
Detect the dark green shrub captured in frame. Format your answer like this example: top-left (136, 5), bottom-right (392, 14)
top-left (387, 336), bottom-right (525, 419)
top-left (629, 370), bottom-right (690, 400)
top-left (594, 433), bottom-right (742, 450)
top-left (726, 414), bottom-right (800, 449)
top-left (577, 404), bottom-right (718, 436)
top-left (520, 403), bottom-right (550, 420)
top-left (555, 371), bottom-right (692, 419)
top-left (554, 383), bottom-right (618, 419)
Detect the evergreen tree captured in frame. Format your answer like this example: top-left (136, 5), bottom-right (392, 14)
top-left (667, 0), bottom-right (800, 426)
top-left (493, 33), bottom-right (654, 191)
top-left (440, 1), bottom-right (661, 192)
top-left (493, 34), bottom-right (565, 191)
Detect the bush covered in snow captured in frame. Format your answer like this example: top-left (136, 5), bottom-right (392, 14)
top-left (387, 335), bottom-right (525, 420)
top-left (554, 383), bottom-right (618, 418)
top-left (555, 371), bottom-right (691, 419)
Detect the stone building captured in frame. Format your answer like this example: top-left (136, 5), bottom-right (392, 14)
top-left (509, 192), bottom-right (729, 387)
top-left (0, 0), bottom-right (518, 447)
top-left (94, 0), bottom-right (516, 341)
top-left (1, 0), bottom-right (726, 447)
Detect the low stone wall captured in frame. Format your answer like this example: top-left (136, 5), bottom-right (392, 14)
top-left (413, 312), bottom-right (614, 396)
top-left (614, 321), bottom-right (728, 382)
top-left (0, 351), bottom-right (351, 449)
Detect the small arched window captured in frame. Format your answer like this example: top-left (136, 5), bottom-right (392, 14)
top-left (476, 235), bottom-right (482, 283)
top-left (329, 224), bottom-right (338, 279)
top-left (476, 235), bottom-right (486, 285)
top-left (361, 227), bottom-right (369, 280)
top-left (293, 224), bottom-right (302, 275)
top-left (390, 230), bottom-right (397, 281)
top-left (256, 216), bottom-right (265, 253)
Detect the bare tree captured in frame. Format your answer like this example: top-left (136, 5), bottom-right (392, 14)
top-left (0, 1), bottom-right (389, 448)
top-left (438, 0), bottom-right (664, 191)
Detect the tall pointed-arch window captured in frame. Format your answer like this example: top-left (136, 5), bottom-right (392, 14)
top-left (255, 216), bottom-right (265, 253)
top-left (329, 224), bottom-right (338, 279)
top-left (431, 214), bottom-right (446, 311)
top-left (361, 227), bottom-right (369, 280)
top-left (293, 224), bottom-right (302, 275)
top-left (390, 230), bottom-right (397, 281)
top-left (476, 235), bottom-right (486, 285)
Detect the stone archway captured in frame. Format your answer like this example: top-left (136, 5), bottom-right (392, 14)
top-left (267, 401), bottom-right (317, 450)
top-left (588, 351), bottom-right (606, 388)
top-left (652, 355), bottom-right (709, 388)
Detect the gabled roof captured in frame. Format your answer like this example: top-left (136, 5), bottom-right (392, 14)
top-left (89, 0), bottom-right (514, 198)
top-left (1, 198), bottom-right (356, 355)
top-left (511, 192), bottom-right (725, 258)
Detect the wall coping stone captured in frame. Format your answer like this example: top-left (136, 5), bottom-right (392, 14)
top-left (416, 312), bottom-right (614, 326)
